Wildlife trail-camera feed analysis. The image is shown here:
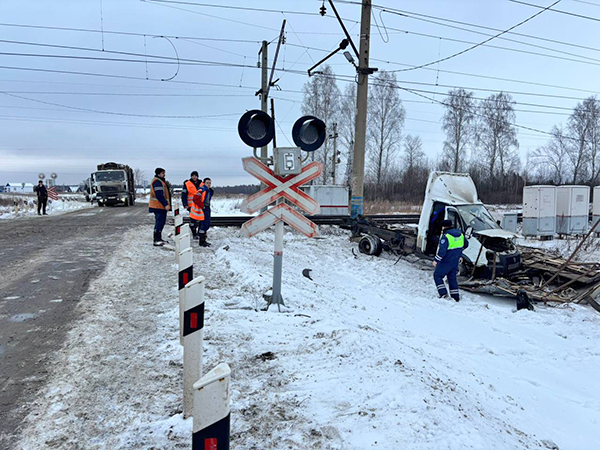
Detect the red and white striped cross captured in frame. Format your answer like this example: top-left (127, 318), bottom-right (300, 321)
top-left (241, 157), bottom-right (322, 215)
top-left (241, 202), bottom-right (319, 238)
top-left (47, 186), bottom-right (59, 201)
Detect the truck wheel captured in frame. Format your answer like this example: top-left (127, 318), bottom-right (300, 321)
top-left (98, 202), bottom-right (104, 207)
top-left (124, 197), bottom-right (129, 207)
top-left (359, 235), bottom-right (382, 256)
top-left (458, 257), bottom-right (471, 277)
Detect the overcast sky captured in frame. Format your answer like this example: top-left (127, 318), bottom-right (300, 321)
top-left (0, 0), bottom-right (598, 186)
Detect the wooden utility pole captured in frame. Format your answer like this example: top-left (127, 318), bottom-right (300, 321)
top-left (350, 0), bottom-right (372, 218)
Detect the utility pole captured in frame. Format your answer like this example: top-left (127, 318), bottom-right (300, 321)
top-left (330, 122), bottom-right (338, 185)
top-left (350, 0), bottom-right (372, 218)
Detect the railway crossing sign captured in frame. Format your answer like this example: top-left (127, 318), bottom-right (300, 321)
top-left (240, 156), bottom-right (323, 237)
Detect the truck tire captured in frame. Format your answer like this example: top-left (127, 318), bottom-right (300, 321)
top-left (124, 197), bottom-right (129, 207)
top-left (359, 235), bottom-right (382, 256)
top-left (98, 202), bottom-right (104, 207)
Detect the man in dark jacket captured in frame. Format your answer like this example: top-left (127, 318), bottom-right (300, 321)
top-left (199, 177), bottom-right (214, 247)
top-left (148, 167), bottom-right (171, 246)
top-left (433, 219), bottom-right (469, 302)
top-left (34, 180), bottom-right (48, 215)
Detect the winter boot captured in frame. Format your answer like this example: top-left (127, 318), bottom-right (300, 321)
top-left (198, 232), bottom-right (210, 247)
top-left (153, 231), bottom-right (165, 247)
top-left (204, 231), bottom-right (212, 247)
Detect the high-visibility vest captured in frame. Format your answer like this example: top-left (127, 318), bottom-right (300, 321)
top-left (445, 233), bottom-right (465, 250)
top-left (149, 177), bottom-right (170, 210)
top-left (184, 180), bottom-right (201, 207)
top-left (190, 189), bottom-right (206, 221)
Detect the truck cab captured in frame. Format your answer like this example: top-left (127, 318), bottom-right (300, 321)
top-left (92, 162), bottom-right (135, 207)
top-left (417, 172), bottom-right (521, 277)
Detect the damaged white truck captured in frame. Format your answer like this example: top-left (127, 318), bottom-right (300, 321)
top-left (351, 171), bottom-right (522, 278)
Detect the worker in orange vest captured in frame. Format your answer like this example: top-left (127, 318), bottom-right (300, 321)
top-left (149, 167), bottom-right (171, 246)
top-left (182, 171), bottom-right (203, 239)
top-left (191, 187), bottom-right (207, 246)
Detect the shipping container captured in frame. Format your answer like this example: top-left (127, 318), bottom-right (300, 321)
top-left (522, 185), bottom-right (556, 237)
top-left (556, 185), bottom-right (589, 235)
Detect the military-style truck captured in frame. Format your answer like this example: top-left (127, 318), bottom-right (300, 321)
top-left (91, 162), bottom-right (136, 207)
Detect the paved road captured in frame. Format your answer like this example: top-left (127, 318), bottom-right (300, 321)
top-left (0, 204), bottom-right (152, 447)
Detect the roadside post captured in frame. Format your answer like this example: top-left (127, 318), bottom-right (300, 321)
top-left (183, 276), bottom-right (205, 418)
top-left (237, 110), bottom-right (326, 310)
top-left (192, 363), bottom-right (231, 450)
top-left (178, 247), bottom-right (193, 345)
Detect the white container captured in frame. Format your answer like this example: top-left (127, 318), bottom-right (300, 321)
top-left (522, 185), bottom-right (556, 237)
top-left (502, 213), bottom-right (518, 233)
top-left (300, 185), bottom-right (349, 215)
top-left (556, 185), bottom-right (589, 235)
top-left (593, 186), bottom-right (600, 233)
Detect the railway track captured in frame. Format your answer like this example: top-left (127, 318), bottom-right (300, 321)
top-left (170, 213), bottom-right (422, 227)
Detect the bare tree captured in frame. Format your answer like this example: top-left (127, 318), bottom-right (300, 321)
top-left (441, 88), bottom-right (476, 172)
top-left (529, 125), bottom-right (569, 184)
top-left (476, 92), bottom-right (520, 178)
top-left (301, 65), bottom-right (341, 184)
top-left (403, 134), bottom-right (425, 171)
top-left (134, 168), bottom-right (145, 188)
top-left (582, 97), bottom-right (600, 184)
top-left (367, 71), bottom-right (405, 184)
top-left (339, 82), bottom-right (357, 187)
top-left (567, 100), bottom-right (592, 184)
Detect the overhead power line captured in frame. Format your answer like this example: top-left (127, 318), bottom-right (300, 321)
top-left (508, 0), bottom-right (600, 22)
top-left (387, 0), bottom-right (562, 72)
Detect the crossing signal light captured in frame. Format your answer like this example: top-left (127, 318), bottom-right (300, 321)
top-left (292, 115), bottom-right (326, 152)
top-left (238, 109), bottom-right (274, 148)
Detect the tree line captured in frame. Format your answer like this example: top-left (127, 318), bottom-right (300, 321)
top-left (301, 65), bottom-right (597, 205)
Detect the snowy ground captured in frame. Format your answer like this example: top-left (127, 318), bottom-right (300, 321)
top-left (0, 194), bottom-right (92, 220)
top-left (12, 198), bottom-right (600, 449)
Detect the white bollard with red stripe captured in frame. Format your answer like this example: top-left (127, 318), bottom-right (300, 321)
top-left (193, 363), bottom-right (231, 450)
top-left (183, 275), bottom-right (205, 418)
top-left (178, 247), bottom-right (193, 345)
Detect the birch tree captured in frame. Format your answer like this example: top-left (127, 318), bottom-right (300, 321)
top-left (441, 88), bottom-right (476, 172)
top-left (366, 71), bottom-right (405, 184)
top-left (301, 65), bottom-right (341, 184)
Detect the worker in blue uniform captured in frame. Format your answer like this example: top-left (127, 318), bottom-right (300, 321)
top-left (433, 219), bottom-right (469, 302)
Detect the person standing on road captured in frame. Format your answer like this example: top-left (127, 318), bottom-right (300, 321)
top-left (181, 171), bottom-right (203, 239)
top-left (433, 219), bottom-right (469, 302)
top-left (199, 177), bottom-right (214, 247)
top-left (34, 180), bottom-right (48, 215)
top-left (149, 167), bottom-right (171, 246)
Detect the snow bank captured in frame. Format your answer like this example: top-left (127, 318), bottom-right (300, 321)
top-left (14, 224), bottom-right (600, 449)
top-left (0, 194), bottom-right (92, 220)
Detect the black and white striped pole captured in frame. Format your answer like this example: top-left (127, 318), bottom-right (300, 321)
top-left (178, 247), bottom-right (193, 345)
top-left (183, 275), bottom-right (205, 418)
top-left (193, 363), bottom-right (231, 450)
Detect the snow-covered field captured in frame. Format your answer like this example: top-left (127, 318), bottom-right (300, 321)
top-left (12, 197), bottom-right (600, 449)
top-left (0, 194), bottom-right (92, 220)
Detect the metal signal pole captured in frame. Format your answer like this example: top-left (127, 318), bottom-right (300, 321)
top-left (331, 122), bottom-right (338, 185)
top-left (260, 40), bottom-right (269, 162)
top-left (350, 0), bottom-right (372, 218)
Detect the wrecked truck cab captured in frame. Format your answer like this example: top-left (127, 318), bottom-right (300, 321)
top-left (417, 172), bottom-right (521, 277)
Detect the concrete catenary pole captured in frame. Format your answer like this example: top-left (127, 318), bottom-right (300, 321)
top-left (350, 0), bottom-right (372, 218)
top-left (260, 40), bottom-right (269, 163)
